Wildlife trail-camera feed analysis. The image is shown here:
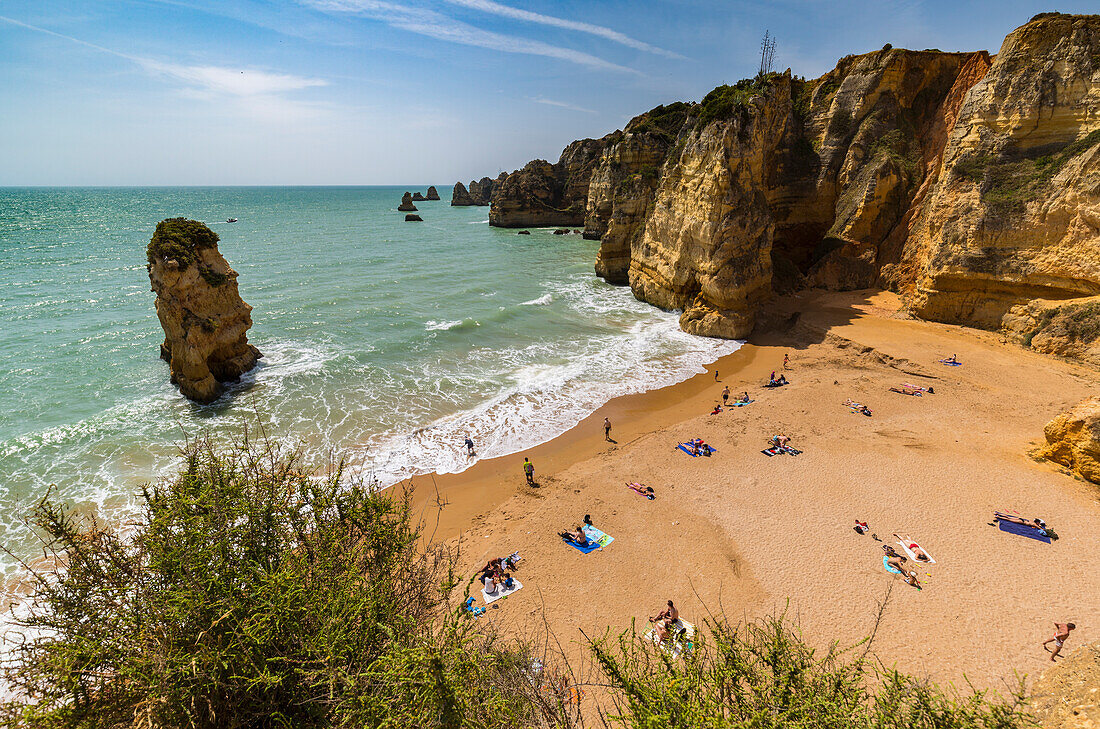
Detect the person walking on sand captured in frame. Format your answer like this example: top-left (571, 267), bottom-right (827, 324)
top-left (604, 417), bottom-right (612, 441)
top-left (464, 436), bottom-right (475, 456)
top-left (783, 353), bottom-right (790, 369)
top-left (1042, 622), bottom-right (1076, 661)
top-left (523, 457), bottom-right (535, 485)
top-left (722, 386), bottom-right (730, 406)
top-left (714, 369), bottom-right (719, 381)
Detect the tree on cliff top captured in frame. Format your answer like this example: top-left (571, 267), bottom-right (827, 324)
top-left (146, 218), bottom-right (220, 271)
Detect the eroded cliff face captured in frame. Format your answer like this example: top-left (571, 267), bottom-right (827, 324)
top-left (147, 218), bottom-right (261, 404)
top-left (1038, 395), bottom-right (1100, 484)
top-left (489, 137), bottom-right (613, 227)
top-left (467, 13), bottom-right (1099, 351)
top-left (908, 13), bottom-right (1100, 329)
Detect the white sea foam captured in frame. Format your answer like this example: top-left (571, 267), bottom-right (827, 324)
top-left (519, 293), bottom-right (553, 306)
top-left (425, 319), bottom-right (465, 331)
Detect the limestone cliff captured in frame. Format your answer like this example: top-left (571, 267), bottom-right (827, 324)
top-left (908, 13), bottom-right (1100, 330)
top-left (468, 13), bottom-right (1099, 352)
top-left (1038, 395), bottom-right (1100, 484)
top-left (451, 176), bottom-right (502, 206)
top-left (1030, 641), bottom-right (1100, 729)
top-left (490, 137), bottom-right (613, 227)
top-left (147, 218), bottom-right (261, 404)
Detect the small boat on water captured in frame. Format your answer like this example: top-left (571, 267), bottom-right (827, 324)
top-left (226, 218), bottom-right (238, 223)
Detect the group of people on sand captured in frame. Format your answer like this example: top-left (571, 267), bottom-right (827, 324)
top-left (688, 438), bottom-right (713, 456)
top-left (648, 600), bottom-right (681, 643)
top-left (478, 553), bottom-right (519, 594)
top-left (767, 371), bottom-right (789, 387)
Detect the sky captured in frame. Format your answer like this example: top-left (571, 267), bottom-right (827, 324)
top-left (1, 1), bottom-right (1095, 185)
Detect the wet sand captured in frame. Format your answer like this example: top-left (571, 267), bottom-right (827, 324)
top-left (408, 290), bottom-right (1100, 692)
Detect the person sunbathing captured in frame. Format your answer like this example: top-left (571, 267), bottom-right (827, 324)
top-left (560, 525), bottom-right (590, 547)
top-left (994, 512), bottom-right (1048, 534)
top-left (739, 391), bottom-right (749, 403)
top-left (894, 533), bottom-right (931, 561)
top-left (886, 557), bottom-right (922, 588)
top-left (628, 482), bottom-right (656, 499)
top-left (649, 600), bottom-right (679, 623)
top-left (771, 434), bottom-right (790, 449)
top-left (711, 405), bottom-right (722, 415)
top-left (653, 617), bottom-right (671, 644)
top-left (691, 440), bottom-right (701, 456)
top-left (889, 386), bottom-right (920, 396)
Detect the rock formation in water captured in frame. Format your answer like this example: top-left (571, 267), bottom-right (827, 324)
top-left (411, 192), bottom-right (427, 202)
top-left (489, 138), bottom-right (613, 227)
top-left (451, 182), bottom-right (475, 206)
top-left (1039, 396), bottom-right (1100, 484)
top-left (405, 213), bottom-right (423, 222)
top-left (467, 12), bottom-right (1099, 350)
top-left (398, 192), bottom-right (418, 212)
top-left (426, 186), bottom-right (440, 201)
top-left (147, 218), bottom-right (261, 404)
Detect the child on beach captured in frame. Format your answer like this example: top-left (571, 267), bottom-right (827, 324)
top-left (1042, 622), bottom-right (1075, 661)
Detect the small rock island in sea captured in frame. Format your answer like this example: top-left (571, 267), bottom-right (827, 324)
top-left (147, 218), bottom-right (262, 403)
top-left (398, 192), bottom-right (418, 211)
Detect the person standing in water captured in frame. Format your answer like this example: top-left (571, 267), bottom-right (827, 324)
top-left (603, 417), bottom-right (612, 441)
top-left (464, 436), bottom-right (475, 456)
top-left (523, 457), bottom-right (535, 485)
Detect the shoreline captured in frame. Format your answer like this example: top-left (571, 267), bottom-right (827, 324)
top-left (409, 289), bottom-right (1100, 691)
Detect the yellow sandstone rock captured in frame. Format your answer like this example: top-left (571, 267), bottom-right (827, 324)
top-left (1039, 396), bottom-right (1100, 484)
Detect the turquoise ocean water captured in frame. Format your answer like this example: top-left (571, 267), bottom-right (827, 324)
top-left (0, 187), bottom-right (739, 572)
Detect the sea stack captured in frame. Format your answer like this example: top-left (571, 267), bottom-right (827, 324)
top-left (411, 191), bottom-right (427, 202)
top-left (405, 213), bottom-right (423, 222)
top-left (398, 192), bottom-right (418, 211)
top-left (425, 186), bottom-right (440, 201)
top-left (146, 218), bottom-right (261, 404)
top-left (451, 182), bottom-right (475, 206)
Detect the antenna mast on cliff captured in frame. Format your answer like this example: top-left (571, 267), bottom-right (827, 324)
top-left (758, 30), bottom-right (776, 77)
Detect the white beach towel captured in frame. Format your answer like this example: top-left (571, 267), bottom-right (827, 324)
top-left (896, 539), bottom-right (936, 564)
top-left (482, 579), bottom-right (523, 604)
top-left (644, 618), bottom-right (696, 659)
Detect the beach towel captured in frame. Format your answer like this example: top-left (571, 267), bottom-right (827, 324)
top-left (761, 447), bottom-right (781, 457)
top-left (782, 446), bottom-right (801, 455)
top-left (938, 359), bottom-right (961, 366)
top-left (645, 618), bottom-right (696, 659)
top-left (482, 579), bottom-right (523, 604)
top-left (998, 519), bottom-right (1051, 544)
top-left (896, 539), bottom-right (936, 564)
top-left (563, 525), bottom-right (614, 553)
top-left (902, 383), bottom-right (933, 393)
top-left (728, 400), bottom-right (753, 406)
top-left (763, 381), bottom-right (788, 388)
top-left (678, 443), bottom-right (716, 457)
top-left (882, 555), bottom-right (903, 575)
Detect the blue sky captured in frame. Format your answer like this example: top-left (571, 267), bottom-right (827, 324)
top-left (1, 1), bottom-right (1094, 185)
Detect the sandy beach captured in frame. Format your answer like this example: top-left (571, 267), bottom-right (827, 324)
top-left (411, 290), bottom-right (1100, 693)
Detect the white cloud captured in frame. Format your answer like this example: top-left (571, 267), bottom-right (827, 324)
top-left (141, 60), bottom-right (328, 96)
top-left (441, 0), bottom-right (683, 59)
top-left (305, 0), bottom-right (640, 74)
top-left (529, 96), bottom-right (597, 114)
top-left (0, 14), bottom-right (329, 119)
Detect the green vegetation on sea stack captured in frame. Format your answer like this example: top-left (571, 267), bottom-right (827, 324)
top-left (0, 435), bottom-right (1038, 728)
top-left (146, 217), bottom-right (220, 271)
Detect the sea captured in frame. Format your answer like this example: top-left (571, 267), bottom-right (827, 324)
top-left (0, 186), bottom-right (740, 574)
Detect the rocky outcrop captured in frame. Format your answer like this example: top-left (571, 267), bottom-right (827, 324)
top-left (411, 192), bottom-right (427, 202)
top-left (490, 137), bottom-right (613, 227)
top-left (1038, 396), bottom-right (1100, 484)
top-left (1001, 296), bottom-right (1100, 365)
top-left (451, 182), bottom-right (474, 206)
top-left (908, 13), bottom-right (1100, 330)
top-left (147, 218), bottom-right (261, 404)
top-left (1030, 641), bottom-right (1100, 729)
top-left (405, 213), bottom-right (423, 222)
top-left (398, 192), bottom-right (418, 212)
top-left (426, 186), bottom-right (440, 201)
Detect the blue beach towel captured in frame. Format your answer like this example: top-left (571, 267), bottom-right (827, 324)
top-left (729, 400), bottom-right (753, 407)
top-left (939, 360), bottom-right (961, 366)
top-left (563, 525), bottom-right (614, 553)
top-left (678, 443), bottom-right (716, 457)
top-left (998, 519), bottom-right (1051, 543)
top-left (883, 555), bottom-right (903, 575)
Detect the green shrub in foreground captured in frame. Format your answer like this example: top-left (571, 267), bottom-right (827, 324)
top-left (0, 434), bottom-right (1040, 729)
